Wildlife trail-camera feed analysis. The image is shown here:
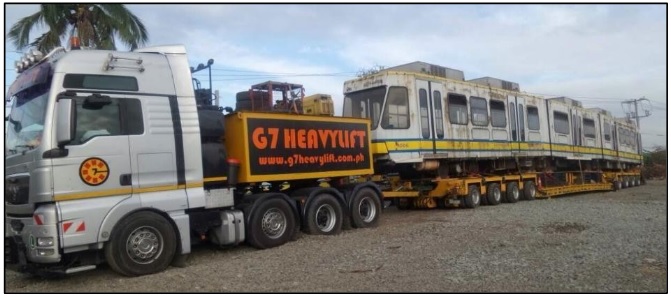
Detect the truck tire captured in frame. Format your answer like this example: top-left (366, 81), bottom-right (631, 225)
top-left (486, 183), bottom-right (502, 206)
top-left (304, 193), bottom-right (343, 235)
top-left (613, 179), bottom-right (621, 191)
top-left (245, 198), bottom-right (296, 249)
top-left (104, 211), bottom-right (177, 276)
top-left (523, 181), bottom-right (537, 200)
top-left (350, 188), bottom-right (381, 228)
top-left (505, 182), bottom-right (520, 203)
top-left (462, 185), bottom-right (480, 208)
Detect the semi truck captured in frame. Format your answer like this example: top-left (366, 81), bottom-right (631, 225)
top-left (5, 44), bottom-right (383, 277)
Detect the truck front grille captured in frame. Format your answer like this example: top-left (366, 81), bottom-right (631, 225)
top-left (5, 176), bottom-right (29, 205)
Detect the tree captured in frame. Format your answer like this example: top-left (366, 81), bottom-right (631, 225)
top-left (8, 4), bottom-right (148, 53)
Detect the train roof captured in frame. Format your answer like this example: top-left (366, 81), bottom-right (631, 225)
top-left (547, 97), bottom-right (583, 108)
top-left (384, 61), bottom-right (465, 81)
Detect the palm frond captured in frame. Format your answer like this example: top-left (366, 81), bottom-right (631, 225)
top-left (8, 11), bottom-right (44, 50)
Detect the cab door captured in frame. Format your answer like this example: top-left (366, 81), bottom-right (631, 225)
top-left (51, 92), bottom-right (134, 247)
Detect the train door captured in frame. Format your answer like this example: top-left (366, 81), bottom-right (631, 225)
top-left (416, 80), bottom-right (446, 154)
top-left (507, 95), bottom-right (520, 152)
top-left (571, 108), bottom-right (583, 155)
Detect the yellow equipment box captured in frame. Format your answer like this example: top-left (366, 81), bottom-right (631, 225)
top-left (224, 111), bottom-right (373, 183)
top-left (302, 94), bottom-right (334, 116)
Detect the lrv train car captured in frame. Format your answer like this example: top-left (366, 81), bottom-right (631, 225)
top-left (343, 62), bottom-right (642, 208)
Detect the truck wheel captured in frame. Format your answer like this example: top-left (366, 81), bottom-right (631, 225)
top-left (462, 185), bottom-right (480, 208)
top-left (245, 198), bottom-right (296, 249)
top-left (304, 194), bottom-right (343, 235)
top-left (613, 179), bottom-right (621, 191)
top-left (104, 211), bottom-right (176, 276)
top-left (505, 182), bottom-right (520, 203)
top-left (486, 183), bottom-right (502, 205)
top-left (523, 181), bottom-right (536, 200)
top-left (350, 188), bottom-right (381, 228)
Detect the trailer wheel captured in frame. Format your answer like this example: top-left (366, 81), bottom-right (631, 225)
top-left (350, 188), bottom-right (381, 228)
top-left (613, 179), bottom-right (622, 191)
top-left (486, 183), bottom-right (502, 205)
top-left (104, 211), bottom-right (177, 277)
top-left (505, 182), bottom-right (520, 203)
top-left (635, 177), bottom-right (641, 186)
top-left (304, 193), bottom-right (343, 235)
top-left (463, 185), bottom-right (481, 208)
top-left (245, 198), bottom-right (296, 249)
top-left (523, 181), bottom-right (537, 200)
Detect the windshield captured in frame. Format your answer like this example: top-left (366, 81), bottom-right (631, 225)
top-left (6, 64), bottom-right (52, 155)
top-left (343, 86), bottom-right (386, 130)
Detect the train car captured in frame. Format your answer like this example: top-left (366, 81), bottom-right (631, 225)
top-left (343, 61), bottom-right (643, 207)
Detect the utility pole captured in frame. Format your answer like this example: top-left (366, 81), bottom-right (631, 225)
top-left (621, 97), bottom-right (652, 156)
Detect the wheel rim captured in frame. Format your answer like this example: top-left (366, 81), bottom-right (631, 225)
top-left (494, 188), bottom-right (501, 202)
top-left (126, 226), bottom-right (164, 265)
top-left (315, 204), bottom-right (337, 232)
top-left (471, 190), bottom-right (480, 205)
top-left (512, 187), bottom-right (519, 199)
top-left (261, 208), bottom-right (287, 239)
top-left (529, 185), bottom-right (536, 198)
top-left (358, 197), bottom-right (377, 223)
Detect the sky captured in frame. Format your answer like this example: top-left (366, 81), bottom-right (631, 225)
top-left (3, 3), bottom-right (668, 149)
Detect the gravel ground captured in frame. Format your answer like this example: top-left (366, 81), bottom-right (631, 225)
top-left (4, 180), bottom-right (667, 293)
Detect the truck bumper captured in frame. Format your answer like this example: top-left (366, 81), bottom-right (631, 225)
top-left (5, 212), bottom-right (62, 275)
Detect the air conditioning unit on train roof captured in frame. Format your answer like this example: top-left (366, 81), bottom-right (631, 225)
top-left (547, 97), bottom-right (583, 108)
top-left (467, 77), bottom-right (520, 92)
top-left (386, 61), bottom-right (465, 81)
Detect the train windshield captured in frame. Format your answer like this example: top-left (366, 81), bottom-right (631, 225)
top-left (343, 86), bottom-right (386, 130)
top-left (6, 63), bottom-right (53, 155)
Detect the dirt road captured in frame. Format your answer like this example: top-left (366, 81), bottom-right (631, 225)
top-left (5, 180), bottom-right (667, 293)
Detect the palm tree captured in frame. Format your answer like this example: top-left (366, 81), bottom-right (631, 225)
top-left (8, 4), bottom-right (148, 53)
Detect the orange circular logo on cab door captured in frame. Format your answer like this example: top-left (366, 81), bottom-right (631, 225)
top-left (79, 157), bottom-right (110, 186)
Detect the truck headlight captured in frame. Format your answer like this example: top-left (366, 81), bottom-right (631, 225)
top-left (37, 237), bottom-right (54, 247)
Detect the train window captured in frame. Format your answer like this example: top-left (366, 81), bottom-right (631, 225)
top-left (419, 89), bottom-right (430, 138)
top-left (448, 94), bottom-right (468, 125)
top-left (553, 111), bottom-right (570, 134)
top-left (470, 97), bottom-right (488, 126)
top-left (527, 106), bottom-right (540, 130)
top-left (434, 90), bottom-right (444, 138)
top-left (490, 100), bottom-right (506, 128)
top-left (604, 122), bottom-right (611, 141)
top-left (343, 86), bottom-right (385, 130)
top-left (583, 118), bottom-right (596, 139)
top-left (382, 87), bottom-right (409, 129)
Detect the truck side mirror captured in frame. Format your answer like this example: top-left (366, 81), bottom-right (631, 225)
top-left (56, 98), bottom-right (76, 147)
